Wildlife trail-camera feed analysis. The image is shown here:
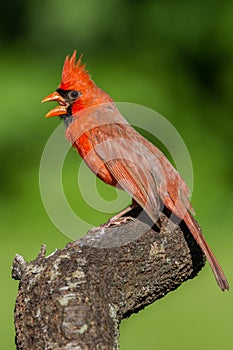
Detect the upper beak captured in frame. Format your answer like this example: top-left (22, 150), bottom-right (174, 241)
top-left (42, 91), bottom-right (67, 118)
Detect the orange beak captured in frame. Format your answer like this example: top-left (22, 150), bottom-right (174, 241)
top-left (42, 91), bottom-right (67, 118)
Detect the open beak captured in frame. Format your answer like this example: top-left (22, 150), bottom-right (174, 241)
top-left (42, 91), bottom-right (67, 118)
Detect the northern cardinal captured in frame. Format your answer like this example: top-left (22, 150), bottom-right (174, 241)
top-left (42, 51), bottom-right (229, 291)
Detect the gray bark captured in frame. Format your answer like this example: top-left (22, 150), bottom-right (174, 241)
top-left (12, 211), bottom-right (205, 350)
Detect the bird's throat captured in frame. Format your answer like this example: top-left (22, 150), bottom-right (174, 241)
top-left (60, 113), bottom-right (74, 128)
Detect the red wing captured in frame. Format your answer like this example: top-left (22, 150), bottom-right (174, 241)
top-left (87, 104), bottom-right (194, 220)
top-left (93, 133), bottom-right (160, 220)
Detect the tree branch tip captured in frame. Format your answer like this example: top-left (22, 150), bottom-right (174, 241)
top-left (12, 254), bottom-right (27, 280)
top-left (36, 244), bottom-right (47, 259)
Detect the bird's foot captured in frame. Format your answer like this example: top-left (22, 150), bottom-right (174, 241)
top-left (88, 216), bottom-right (135, 235)
top-left (104, 215), bottom-right (136, 227)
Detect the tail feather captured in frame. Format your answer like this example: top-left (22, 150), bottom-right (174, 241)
top-left (184, 213), bottom-right (229, 291)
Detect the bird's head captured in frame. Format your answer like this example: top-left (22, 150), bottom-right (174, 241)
top-left (42, 51), bottom-right (112, 121)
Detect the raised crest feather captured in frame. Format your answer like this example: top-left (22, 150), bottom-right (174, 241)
top-left (60, 50), bottom-right (94, 90)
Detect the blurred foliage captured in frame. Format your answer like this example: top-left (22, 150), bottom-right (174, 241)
top-left (0, 1), bottom-right (232, 349)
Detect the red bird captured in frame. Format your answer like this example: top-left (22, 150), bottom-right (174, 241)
top-left (42, 51), bottom-right (229, 291)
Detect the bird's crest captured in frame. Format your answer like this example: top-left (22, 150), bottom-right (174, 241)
top-left (60, 50), bottom-right (93, 90)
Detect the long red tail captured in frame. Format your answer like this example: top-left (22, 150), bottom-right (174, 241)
top-left (184, 213), bottom-right (229, 291)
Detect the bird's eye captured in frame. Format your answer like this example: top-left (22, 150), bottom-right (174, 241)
top-left (68, 90), bottom-right (80, 101)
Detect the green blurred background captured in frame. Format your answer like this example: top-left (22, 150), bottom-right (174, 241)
top-left (1, 1), bottom-right (232, 349)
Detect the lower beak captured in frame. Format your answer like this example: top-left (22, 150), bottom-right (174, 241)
top-left (42, 91), bottom-right (67, 118)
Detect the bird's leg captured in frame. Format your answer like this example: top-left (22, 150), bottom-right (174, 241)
top-left (104, 200), bottom-right (138, 226)
top-left (88, 200), bottom-right (139, 234)
top-left (103, 199), bottom-right (139, 227)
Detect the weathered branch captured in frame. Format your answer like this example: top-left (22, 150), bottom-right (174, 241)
top-left (12, 210), bottom-right (205, 350)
